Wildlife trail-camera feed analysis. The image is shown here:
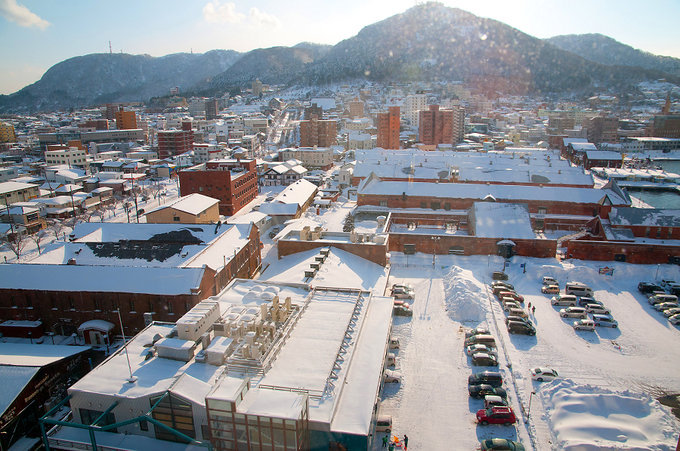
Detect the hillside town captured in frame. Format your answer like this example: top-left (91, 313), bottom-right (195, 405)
top-left (1, 74), bottom-right (680, 451)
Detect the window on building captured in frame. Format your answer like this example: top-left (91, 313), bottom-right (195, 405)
top-left (431, 201), bottom-right (440, 210)
top-left (149, 394), bottom-right (195, 442)
top-left (379, 200), bottom-right (387, 207)
top-left (80, 408), bottom-right (117, 431)
top-left (167, 301), bottom-right (174, 314)
top-left (129, 299), bottom-right (135, 312)
top-left (404, 244), bottom-right (416, 255)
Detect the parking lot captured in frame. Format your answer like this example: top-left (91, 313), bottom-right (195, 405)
top-left (376, 254), bottom-right (680, 450)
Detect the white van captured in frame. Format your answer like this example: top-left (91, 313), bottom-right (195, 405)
top-left (376, 415), bottom-right (392, 433)
top-left (565, 282), bottom-right (593, 297)
top-left (386, 352), bottom-right (397, 366)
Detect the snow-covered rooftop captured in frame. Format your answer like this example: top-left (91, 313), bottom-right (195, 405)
top-left (473, 202), bottom-right (535, 239)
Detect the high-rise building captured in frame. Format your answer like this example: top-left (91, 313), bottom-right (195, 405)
top-left (0, 122), bottom-right (16, 143)
top-left (646, 115), bottom-right (680, 138)
top-left (299, 117), bottom-right (337, 147)
top-left (404, 94), bottom-right (428, 127)
top-left (115, 108), bottom-right (137, 130)
top-left (252, 79), bottom-right (263, 97)
top-left (304, 103), bottom-right (323, 120)
top-left (158, 129), bottom-right (194, 159)
top-left (587, 116), bottom-right (619, 145)
top-left (205, 99), bottom-right (219, 120)
top-left (377, 106), bottom-right (400, 149)
top-left (418, 105), bottom-right (465, 145)
top-left (348, 99), bottom-right (364, 119)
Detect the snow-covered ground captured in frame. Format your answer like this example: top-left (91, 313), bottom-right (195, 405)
top-left (376, 253), bottom-right (680, 450)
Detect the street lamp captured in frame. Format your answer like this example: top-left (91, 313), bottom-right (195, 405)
top-left (526, 391), bottom-right (537, 422)
top-left (431, 236), bottom-right (441, 268)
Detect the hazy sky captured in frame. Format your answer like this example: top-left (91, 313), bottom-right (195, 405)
top-left (1, 0), bottom-right (679, 95)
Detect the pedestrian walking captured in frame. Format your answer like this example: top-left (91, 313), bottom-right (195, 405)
top-left (404, 434), bottom-right (409, 450)
top-left (382, 435), bottom-right (388, 448)
top-left (528, 302), bottom-right (532, 309)
top-left (388, 443), bottom-right (394, 451)
top-left (532, 305), bottom-right (536, 315)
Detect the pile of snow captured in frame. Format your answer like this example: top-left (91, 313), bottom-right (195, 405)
top-left (442, 265), bottom-right (488, 324)
top-left (540, 379), bottom-right (680, 450)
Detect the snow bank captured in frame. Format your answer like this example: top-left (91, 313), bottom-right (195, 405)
top-left (540, 379), bottom-right (680, 450)
top-left (442, 265), bottom-right (488, 324)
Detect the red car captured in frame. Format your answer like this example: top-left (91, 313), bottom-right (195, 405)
top-left (476, 406), bottom-right (517, 425)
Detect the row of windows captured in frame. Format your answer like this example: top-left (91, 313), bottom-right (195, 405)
top-left (7, 296), bottom-right (182, 314)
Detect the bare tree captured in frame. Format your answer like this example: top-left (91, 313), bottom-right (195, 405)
top-left (45, 219), bottom-right (65, 241)
top-left (30, 229), bottom-right (48, 254)
top-left (3, 228), bottom-right (27, 260)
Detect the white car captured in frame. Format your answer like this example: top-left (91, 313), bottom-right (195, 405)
top-left (669, 314), bottom-right (680, 325)
top-left (531, 367), bottom-right (558, 382)
top-left (559, 306), bottom-right (587, 318)
top-left (592, 314), bottom-right (618, 328)
top-left (654, 302), bottom-right (679, 312)
top-left (466, 344), bottom-right (498, 357)
top-left (384, 369), bottom-right (402, 383)
top-left (572, 319), bottom-right (595, 331)
top-left (392, 287), bottom-right (414, 300)
top-left (663, 307), bottom-right (680, 318)
top-left (585, 304), bottom-right (610, 315)
top-left (542, 276), bottom-right (558, 286)
top-left (551, 295), bottom-right (577, 306)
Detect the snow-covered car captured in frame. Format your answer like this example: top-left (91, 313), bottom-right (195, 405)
top-left (465, 327), bottom-right (491, 339)
top-left (491, 281), bottom-right (514, 291)
top-left (560, 306), bottom-right (587, 318)
top-left (572, 319), bottom-right (596, 331)
top-left (541, 284), bottom-right (559, 294)
top-left (388, 337), bottom-right (400, 349)
top-left (492, 271), bottom-right (508, 281)
top-left (648, 294), bottom-right (678, 305)
top-left (466, 344), bottom-right (498, 357)
top-left (669, 313), bottom-right (680, 325)
top-left (531, 367), bottom-right (558, 382)
top-left (502, 300), bottom-right (521, 312)
top-left (585, 304), bottom-right (610, 315)
top-left (551, 295), bottom-right (577, 306)
top-left (507, 308), bottom-right (528, 319)
top-left (384, 369), bottom-right (402, 383)
top-left (505, 315), bottom-right (531, 326)
top-left (484, 394), bottom-right (508, 409)
top-left (653, 302), bottom-right (679, 312)
top-left (592, 314), bottom-right (618, 328)
top-left (391, 283), bottom-right (413, 292)
top-left (662, 307), bottom-right (680, 318)
top-left (471, 352), bottom-right (498, 366)
top-left (542, 276), bottom-right (558, 285)
top-left (480, 438), bottom-right (525, 451)
top-left (391, 287), bottom-right (414, 299)
top-left (497, 291), bottom-right (524, 303)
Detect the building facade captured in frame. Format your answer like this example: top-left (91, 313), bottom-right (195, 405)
top-left (158, 129), bottom-right (194, 159)
top-left (299, 117), bottom-right (337, 147)
top-left (377, 106), bottom-right (400, 149)
top-left (115, 109), bottom-right (138, 130)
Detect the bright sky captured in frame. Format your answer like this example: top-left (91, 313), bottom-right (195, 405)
top-left (1, 0), bottom-right (679, 95)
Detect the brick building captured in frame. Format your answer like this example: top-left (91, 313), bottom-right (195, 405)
top-left (418, 104), bottom-right (464, 145)
top-left (158, 129), bottom-right (194, 158)
top-left (179, 159), bottom-right (258, 216)
top-left (586, 116), bottom-right (619, 145)
top-left (115, 108), bottom-right (137, 130)
top-left (645, 115), bottom-right (680, 138)
top-left (0, 223), bottom-right (261, 336)
top-left (377, 106), bottom-right (400, 149)
top-left (299, 117), bottom-right (337, 147)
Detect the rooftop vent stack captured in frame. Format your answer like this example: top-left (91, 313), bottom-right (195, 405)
top-left (284, 297), bottom-right (292, 312)
top-left (260, 303), bottom-right (268, 320)
top-left (245, 331), bottom-right (256, 346)
top-left (201, 332), bottom-right (211, 350)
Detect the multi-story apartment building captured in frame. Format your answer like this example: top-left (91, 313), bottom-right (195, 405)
top-left (158, 129), bottom-right (194, 159)
top-left (115, 108), bottom-right (137, 130)
top-left (348, 99), bottom-right (365, 118)
top-left (279, 147), bottom-right (334, 170)
top-left (205, 98), bottom-right (219, 120)
top-left (645, 114), bottom-right (680, 139)
top-left (45, 147), bottom-right (88, 167)
top-left (179, 159), bottom-right (258, 216)
top-left (377, 106), bottom-right (400, 149)
top-left (587, 116), bottom-right (619, 145)
top-left (404, 94), bottom-right (428, 127)
top-left (299, 117), bottom-right (337, 147)
top-left (0, 182), bottom-right (40, 206)
top-left (419, 105), bottom-right (454, 145)
top-left (0, 122), bottom-right (17, 143)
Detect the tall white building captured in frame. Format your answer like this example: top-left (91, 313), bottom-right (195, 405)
top-left (404, 94), bottom-right (428, 127)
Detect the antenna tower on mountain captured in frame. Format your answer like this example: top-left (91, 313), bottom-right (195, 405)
top-left (109, 41), bottom-right (112, 54)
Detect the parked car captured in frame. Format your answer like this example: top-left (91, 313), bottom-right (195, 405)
top-left (393, 305), bottom-right (413, 317)
top-left (385, 352), bottom-right (396, 366)
top-left (476, 406), bottom-right (516, 425)
top-left (465, 334), bottom-right (497, 348)
top-left (661, 279), bottom-right (677, 288)
top-left (384, 369), bottom-right (401, 383)
top-left (531, 367), bottom-right (558, 382)
top-left (505, 315), bottom-right (532, 326)
top-left (670, 286), bottom-right (680, 297)
top-left (560, 306), bottom-right (588, 318)
top-left (502, 300), bottom-right (522, 312)
top-left (375, 415), bottom-right (392, 433)
top-left (551, 295), bottom-right (578, 306)
top-left (498, 291), bottom-right (524, 303)
top-left (468, 384), bottom-right (507, 399)
top-left (507, 308), bottom-right (528, 319)
top-left (572, 319), bottom-right (596, 331)
top-left (268, 226), bottom-right (281, 238)
top-left (480, 438), bottom-right (525, 451)
top-left (392, 287), bottom-right (414, 299)
top-left (663, 307), bottom-right (680, 318)
top-left (493, 286), bottom-right (516, 296)
top-left (466, 344), bottom-right (498, 357)
top-left (542, 276), bottom-right (558, 286)
top-left (491, 281), bottom-right (514, 291)
top-left (638, 281), bottom-right (664, 294)
top-left (585, 304), bottom-right (610, 315)
top-left (648, 294), bottom-right (678, 305)
top-left (468, 371), bottom-right (503, 387)
top-left (578, 296), bottom-right (602, 307)
top-left (388, 337), bottom-right (400, 349)
top-left (592, 314), bottom-right (618, 328)
top-left (669, 314), bottom-right (680, 325)
top-left (565, 282), bottom-right (593, 297)
top-left (492, 271), bottom-right (508, 281)
top-left (507, 320), bottom-right (536, 335)
top-left (653, 302), bottom-right (679, 312)
top-left (541, 284), bottom-right (559, 294)
top-left (471, 352), bottom-right (499, 366)
top-left (465, 327), bottom-right (491, 339)
top-left (484, 395), bottom-right (508, 409)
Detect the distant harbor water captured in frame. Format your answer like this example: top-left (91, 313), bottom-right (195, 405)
top-left (628, 160), bottom-right (680, 209)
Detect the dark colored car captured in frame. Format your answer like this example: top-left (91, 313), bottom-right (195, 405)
top-left (476, 406), bottom-right (517, 425)
top-left (491, 281), bottom-right (514, 291)
top-left (492, 271), bottom-right (509, 281)
top-left (638, 282), bottom-right (664, 294)
top-left (468, 384), bottom-right (507, 399)
top-left (507, 320), bottom-right (536, 335)
top-left (505, 315), bottom-right (531, 326)
top-left (480, 438), bottom-right (525, 450)
top-left (471, 352), bottom-right (499, 366)
top-left (468, 371), bottom-right (503, 387)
